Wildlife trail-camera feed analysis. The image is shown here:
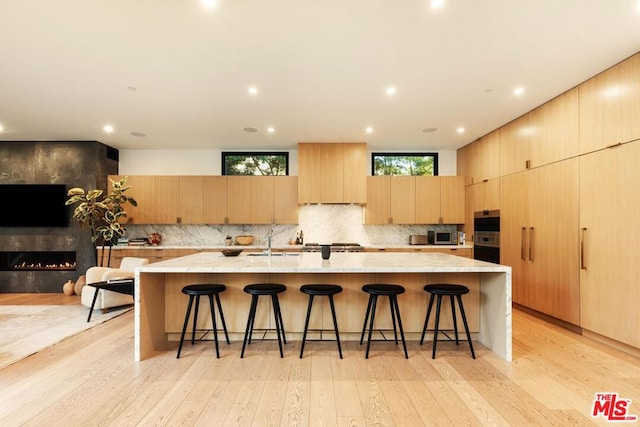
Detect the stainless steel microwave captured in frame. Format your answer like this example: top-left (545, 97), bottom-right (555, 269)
top-left (428, 230), bottom-right (458, 245)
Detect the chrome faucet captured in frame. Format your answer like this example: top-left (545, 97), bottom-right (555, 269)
top-left (267, 227), bottom-right (274, 256)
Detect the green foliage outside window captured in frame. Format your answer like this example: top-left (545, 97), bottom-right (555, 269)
top-left (372, 153), bottom-right (438, 176)
top-left (222, 152), bottom-right (288, 175)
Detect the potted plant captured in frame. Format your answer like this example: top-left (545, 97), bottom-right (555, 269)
top-left (65, 176), bottom-right (137, 266)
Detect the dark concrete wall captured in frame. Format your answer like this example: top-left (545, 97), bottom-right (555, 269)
top-left (0, 141), bottom-right (118, 292)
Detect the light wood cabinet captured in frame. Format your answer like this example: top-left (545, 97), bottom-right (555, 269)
top-left (273, 176), bottom-right (298, 224)
top-left (298, 142), bottom-right (367, 204)
top-left (464, 179), bottom-right (500, 235)
top-left (178, 176), bottom-right (205, 224)
top-left (110, 175), bottom-right (156, 224)
top-left (579, 52), bottom-right (640, 154)
top-left (364, 176), bottom-right (391, 224)
top-left (365, 176), bottom-right (415, 224)
top-left (202, 176), bottom-right (227, 224)
top-left (416, 176), bottom-right (465, 224)
top-left (579, 141), bottom-right (640, 348)
top-left (501, 160), bottom-right (580, 325)
top-left (226, 176), bottom-right (251, 224)
top-left (500, 114), bottom-right (530, 176)
top-left (459, 130), bottom-right (500, 185)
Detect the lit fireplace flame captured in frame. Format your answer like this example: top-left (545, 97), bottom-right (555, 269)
top-left (13, 261), bottom-right (77, 270)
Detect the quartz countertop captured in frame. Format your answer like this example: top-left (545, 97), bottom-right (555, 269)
top-left (137, 251), bottom-right (506, 274)
top-left (103, 243), bottom-right (474, 251)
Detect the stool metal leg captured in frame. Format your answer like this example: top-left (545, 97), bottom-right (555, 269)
top-left (389, 297), bottom-right (399, 344)
top-left (449, 295), bottom-right (459, 344)
top-left (360, 295), bottom-right (374, 345)
top-left (391, 295), bottom-right (409, 359)
top-left (191, 295), bottom-right (200, 345)
top-left (432, 295), bottom-right (443, 359)
top-left (420, 294), bottom-right (436, 345)
top-left (272, 294), bottom-right (287, 345)
top-left (328, 295), bottom-right (343, 359)
top-left (208, 294), bottom-right (220, 358)
top-left (177, 295), bottom-right (195, 359)
top-left (300, 294), bottom-right (314, 358)
top-left (87, 287), bottom-right (100, 322)
top-left (365, 295), bottom-right (378, 359)
top-left (271, 294), bottom-right (285, 358)
top-left (456, 294), bottom-right (476, 359)
top-left (241, 295), bottom-right (259, 358)
top-left (215, 293), bottom-right (230, 344)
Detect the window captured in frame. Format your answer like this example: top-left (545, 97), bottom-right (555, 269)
top-left (371, 152), bottom-right (438, 176)
top-left (222, 152), bottom-right (289, 175)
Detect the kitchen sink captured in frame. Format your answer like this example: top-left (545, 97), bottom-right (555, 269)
top-left (247, 252), bottom-right (299, 257)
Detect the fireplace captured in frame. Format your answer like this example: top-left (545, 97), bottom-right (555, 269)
top-left (0, 251), bottom-right (77, 272)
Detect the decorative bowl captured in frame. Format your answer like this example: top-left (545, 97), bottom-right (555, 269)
top-left (222, 249), bottom-right (243, 257)
top-left (235, 235), bottom-right (254, 245)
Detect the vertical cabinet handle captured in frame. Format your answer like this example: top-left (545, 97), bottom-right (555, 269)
top-left (581, 227), bottom-right (587, 270)
top-left (521, 227), bottom-right (526, 261)
top-left (529, 227), bottom-right (534, 262)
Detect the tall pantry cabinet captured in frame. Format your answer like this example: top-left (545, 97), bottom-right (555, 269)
top-left (579, 141), bottom-right (640, 348)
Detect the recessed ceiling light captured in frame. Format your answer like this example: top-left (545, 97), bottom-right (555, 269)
top-left (103, 125), bottom-right (114, 133)
top-left (130, 131), bottom-right (146, 137)
top-left (456, 127), bottom-right (465, 134)
top-left (365, 126), bottom-right (374, 134)
top-left (248, 86), bottom-right (258, 95)
top-left (243, 127), bottom-right (258, 133)
top-left (127, 86), bottom-right (137, 91)
top-left (201, 0), bottom-right (217, 9)
top-left (422, 127), bottom-right (437, 133)
top-left (385, 86), bottom-right (397, 96)
top-left (636, 0), bottom-right (640, 13)
top-left (0, 124), bottom-right (4, 132)
top-left (430, 0), bottom-right (445, 10)
top-left (513, 87), bottom-right (525, 96)
top-left (267, 127), bottom-right (275, 133)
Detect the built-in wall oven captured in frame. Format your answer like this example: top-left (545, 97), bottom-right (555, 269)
top-left (474, 210), bottom-right (500, 263)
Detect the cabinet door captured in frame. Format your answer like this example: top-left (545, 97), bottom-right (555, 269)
top-left (440, 176), bottom-right (465, 224)
top-left (343, 143), bottom-right (367, 203)
top-left (179, 176), bottom-right (204, 224)
top-left (390, 176), bottom-right (415, 224)
top-left (528, 159), bottom-right (580, 324)
top-left (365, 176), bottom-right (391, 224)
top-left (579, 53), bottom-right (640, 153)
top-left (297, 143), bottom-right (344, 203)
top-left (154, 176), bottom-right (180, 224)
top-left (457, 143), bottom-right (473, 186)
top-left (111, 175), bottom-right (156, 224)
top-left (529, 88), bottom-right (579, 167)
top-left (274, 176), bottom-right (298, 224)
top-left (500, 114), bottom-right (531, 176)
top-left (203, 176), bottom-right (227, 224)
top-left (580, 142), bottom-right (640, 347)
top-left (250, 176), bottom-right (275, 224)
top-left (469, 130), bottom-right (500, 183)
top-left (415, 176), bottom-right (440, 224)
top-left (500, 172), bottom-right (530, 306)
top-left (226, 176), bottom-right (251, 224)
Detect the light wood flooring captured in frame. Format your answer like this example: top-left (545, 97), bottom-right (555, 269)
top-left (1, 294), bottom-right (639, 426)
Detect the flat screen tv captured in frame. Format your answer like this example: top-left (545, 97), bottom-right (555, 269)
top-left (0, 184), bottom-right (68, 227)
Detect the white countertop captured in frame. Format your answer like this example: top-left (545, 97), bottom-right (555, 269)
top-left (105, 243), bottom-right (474, 250)
top-left (137, 251), bottom-right (507, 274)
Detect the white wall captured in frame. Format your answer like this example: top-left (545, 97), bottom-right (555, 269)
top-left (118, 149), bottom-right (456, 176)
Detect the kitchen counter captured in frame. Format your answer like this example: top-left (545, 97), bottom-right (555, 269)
top-left (102, 243), bottom-right (473, 251)
top-left (134, 252), bottom-right (510, 361)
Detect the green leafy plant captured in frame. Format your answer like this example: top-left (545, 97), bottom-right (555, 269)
top-left (65, 176), bottom-right (137, 265)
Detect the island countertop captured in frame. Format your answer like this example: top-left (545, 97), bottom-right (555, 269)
top-left (137, 251), bottom-right (503, 274)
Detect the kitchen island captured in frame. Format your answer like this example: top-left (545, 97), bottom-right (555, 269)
top-left (134, 251), bottom-right (512, 361)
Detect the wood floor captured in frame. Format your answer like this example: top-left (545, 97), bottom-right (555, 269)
top-left (1, 294), bottom-right (638, 426)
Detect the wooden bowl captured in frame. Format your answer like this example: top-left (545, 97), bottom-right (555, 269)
top-left (235, 235), bottom-right (254, 245)
top-left (222, 249), bottom-right (243, 257)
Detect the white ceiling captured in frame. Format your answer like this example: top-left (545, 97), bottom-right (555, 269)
top-left (1, 0), bottom-right (639, 152)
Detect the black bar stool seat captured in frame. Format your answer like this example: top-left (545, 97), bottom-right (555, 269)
top-left (360, 284), bottom-right (408, 359)
top-left (177, 283), bottom-right (230, 359)
top-left (299, 284), bottom-right (343, 359)
top-left (241, 283), bottom-right (287, 358)
top-left (420, 284), bottom-right (476, 359)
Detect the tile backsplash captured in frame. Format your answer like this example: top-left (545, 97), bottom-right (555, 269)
top-left (123, 205), bottom-right (458, 247)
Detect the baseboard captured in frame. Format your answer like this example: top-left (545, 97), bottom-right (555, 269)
top-left (513, 303), bottom-right (582, 334)
top-left (581, 329), bottom-right (640, 358)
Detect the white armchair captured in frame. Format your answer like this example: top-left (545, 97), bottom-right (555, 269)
top-left (81, 257), bottom-right (149, 311)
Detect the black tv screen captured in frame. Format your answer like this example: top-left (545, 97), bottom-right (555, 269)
top-left (0, 184), bottom-right (68, 227)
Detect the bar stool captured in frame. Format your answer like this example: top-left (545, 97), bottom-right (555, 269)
top-left (299, 284), bottom-right (343, 359)
top-left (360, 284), bottom-right (408, 359)
top-left (241, 283), bottom-right (287, 358)
top-left (420, 284), bottom-right (476, 359)
top-left (177, 284), bottom-right (230, 359)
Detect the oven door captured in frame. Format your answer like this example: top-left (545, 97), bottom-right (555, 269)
top-left (474, 245), bottom-right (500, 264)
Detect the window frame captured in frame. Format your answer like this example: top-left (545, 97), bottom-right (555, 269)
top-left (371, 152), bottom-right (439, 176)
top-left (221, 151), bottom-right (290, 176)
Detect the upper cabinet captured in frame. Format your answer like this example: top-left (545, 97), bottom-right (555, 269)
top-left (500, 114), bottom-right (530, 176)
top-left (108, 175), bottom-right (298, 225)
top-left (298, 142), bottom-right (367, 204)
top-left (458, 130), bottom-right (500, 185)
top-left (579, 52), bottom-right (640, 154)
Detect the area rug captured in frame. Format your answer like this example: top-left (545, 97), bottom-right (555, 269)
top-left (0, 304), bottom-right (131, 369)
